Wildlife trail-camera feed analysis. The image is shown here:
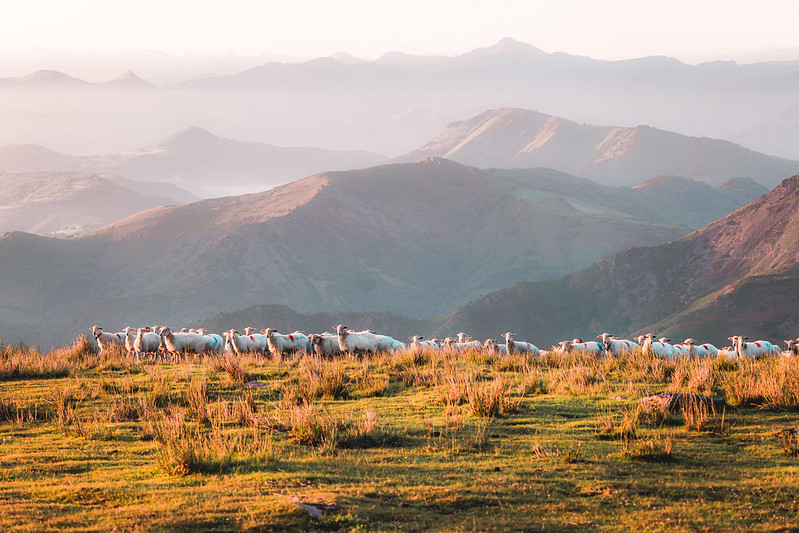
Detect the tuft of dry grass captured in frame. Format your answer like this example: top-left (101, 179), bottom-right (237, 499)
top-left (620, 434), bottom-right (674, 462)
top-left (466, 374), bottom-right (519, 417)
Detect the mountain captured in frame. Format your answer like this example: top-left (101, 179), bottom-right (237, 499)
top-left (3, 39), bottom-right (799, 160)
top-left (0, 173), bottom-right (199, 236)
top-left (0, 159), bottom-right (763, 348)
top-left (434, 175), bottom-right (799, 348)
top-left (0, 128), bottom-right (387, 197)
top-left (0, 145), bottom-right (78, 171)
top-left (98, 126), bottom-right (387, 195)
top-left (395, 108), bottom-right (799, 187)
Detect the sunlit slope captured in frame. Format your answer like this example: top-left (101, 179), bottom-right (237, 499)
top-left (436, 175), bottom-right (799, 347)
top-left (396, 108), bottom-right (799, 187)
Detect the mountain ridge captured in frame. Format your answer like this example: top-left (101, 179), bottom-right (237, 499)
top-left (394, 108), bottom-right (799, 187)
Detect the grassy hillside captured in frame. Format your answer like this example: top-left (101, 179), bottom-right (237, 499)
top-left (2, 340), bottom-right (799, 530)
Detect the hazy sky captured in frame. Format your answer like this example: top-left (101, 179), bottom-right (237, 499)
top-left (2, 0), bottom-right (797, 64)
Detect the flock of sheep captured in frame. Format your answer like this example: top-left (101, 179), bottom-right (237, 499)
top-left (89, 325), bottom-right (796, 361)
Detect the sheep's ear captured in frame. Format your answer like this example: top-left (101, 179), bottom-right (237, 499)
top-left (743, 336), bottom-right (750, 340)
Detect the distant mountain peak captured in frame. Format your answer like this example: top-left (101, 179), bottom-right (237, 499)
top-left (159, 126), bottom-right (220, 147)
top-left (490, 37), bottom-right (547, 56)
top-left (461, 38), bottom-right (548, 60)
top-left (21, 69), bottom-right (85, 85)
top-left (329, 51), bottom-right (364, 64)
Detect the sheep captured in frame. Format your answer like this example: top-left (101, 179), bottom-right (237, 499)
top-left (122, 327), bottom-right (138, 357)
top-left (262, 328), bottom-right (308, 357)
top-left (133, 327), bottom-right (162, 361)
top-left (784, 339), bottom-right (799, 357)
top-left (597, 333), bottom-right (638, 357)
top-left (483, 338), bottom-right (507, 355)
top-left (408, 335), bottom-right (439, 351)
top-left (375, 334), bottom-right (405, 352)
top-left (558, 339), bottom-right (604, 356)
top-left (332, 325), bottom-right (378, 355)
top-left (728, 336), bottom-right (780, 359)
top-left (309, 333), bottom-right (344, 358)
top-left (224, 330), bottom-right (268, 357)
top-left (90, 326), bottom-right (127, 355)
top-left (681, 338), bottom-right (719, 358)
top-left (159, 327), bottom-right (206, 361)
top-left (635, 334), bottom-right (677, 359)
top-left (197, 328), bottom-right (224, 355)
top-left (501, 332), bottom-right (540, 356)
top-left (363, 331), bottom-right (404, 353)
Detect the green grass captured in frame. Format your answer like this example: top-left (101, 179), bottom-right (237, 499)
top-left (1, 343), bottom-right (799, 531)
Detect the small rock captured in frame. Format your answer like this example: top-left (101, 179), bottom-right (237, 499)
top-left (245, 380), bottom-right (268, 388)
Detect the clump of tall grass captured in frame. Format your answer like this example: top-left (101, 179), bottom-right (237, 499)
top-left (0, 341), bottom-right (72, 380)
top-left (681, 396), bottom-right (726, 433)
top-left (186, 377), bottom-right (210, 425)
top-left (47, 384), bottom-right (80, 433)
top-left (389, 348), bottom-right (438, 388)
top-left (594, 406), bottom-right (639, 441)
top-left (548, 364), bottom-right (608, 397)
top-left (143, 365), bottom-right (173, 408)
top-left (669, 358), bottom-right (717, 396)
top-left (622, 349), bottom-right (674, 384)
top-left (0, 398), bottom-right (48, 424)
top-left (352, 366), bottom-right (390, 398)
top-left (423, 415), bottom-right (492, 455)
top-left (620, 433), bottom-right (674, 462)
top-left (154, 408), bottom-right (236, 475)
top-left (207, 355), bottom-right (250, 386)
top-left (295, 356), bottom-right (351, 401)
top-left (466, 374), bottom-right (519, 417)
top-left (722, 356), bottom-right (799, 409)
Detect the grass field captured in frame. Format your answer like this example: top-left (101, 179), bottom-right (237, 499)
top-left (1, 337), bottom-right (799, 531)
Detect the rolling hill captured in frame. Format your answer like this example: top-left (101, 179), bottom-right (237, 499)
top-left (0, 173), bottom-right (199, 236)
top-left (0, 159), bottom-right (764, 348)
top-left (0, 127), bottom-right (386, 197)
top-left (433, 175), bottom-right (799, 348)
top-left (395, 108), bottom-right (799, 187)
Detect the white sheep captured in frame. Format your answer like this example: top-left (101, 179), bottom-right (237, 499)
top-left (309, 333), bottom-right (344, 358)
top-left (558, 339), bottom-right (604, 356)
top-left (483, 338), bottom-right (507, 355)
top-left (408, 335), bottom-right (439, 351)
top-left (335, 325), bottom-right (378, 355)
top-left (782, 338), bottom-right (799, 357)
top-left (501, 332), bottom-right (540, 356)
top-left (635, 334), bottom-right (677, 359)
top-left (159, 327), bottom-right (206, 361)
top-left (728, 336), bottom-right (780, 358)
top-left (134, 327), bottom-right (162, 361)
top-left (597, 333), bottom-right (638, 357)
top-left (263, 328), bottom-right (308, 357)
top-left (90, 326), bottom-right (127, 355)
top-left (374, 333), bottom-right (405, 352)
top-left (681, 338), bottom-right (718, 358)
top-left (197, 328), bottom-right (224, 355)
top-left (224, 330), bottom-right (268, 357)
